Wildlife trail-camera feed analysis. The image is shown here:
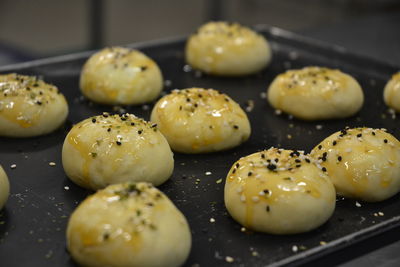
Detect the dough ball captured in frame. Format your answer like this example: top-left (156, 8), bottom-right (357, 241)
top-left (0, 73), bottom-right (68, 137)
top-left (267, 67), bottom-right (364, 120)
top-left (67, 182), bottom-right (191, 267)
top-left (150, 88), bottom-right (251, 153)
top-left (311, 127), bottom-right (400, 202)
top-left (224, 148), bottom-right (336, 234)
top-left (0, 165), bottom-right (10, 209)
top-left (80, 47), bottom-right (163, 105)
top-left (383, 72), bottom-right (400, 111)
top-left (62, 113), bottom-right (174, 190)
top-left (185, 21), bottom-right (271, 76)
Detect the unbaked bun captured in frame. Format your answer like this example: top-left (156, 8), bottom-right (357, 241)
top-left (80, 47), bottom-right (163, 105)
top-left (0, 73), bottom-right (68, 137)
top-left (224, 148), bottom-right (336, 234)
top-left (0, 165), bottom-right (10, 209)
top-left (185, 21), bottom-right (271, 76)
top-left (62, 113), bottom-right (174, 190)
top-left (383, 72), bottom-right (400, 111)
top-left (267, 67), bottom-right (364, 120)
top-left (67, 182), bottom-right (191, 267)
top-left (150, 88), bottom-right (251, 153)
top-left (311, 127), bottom-right (400, 202)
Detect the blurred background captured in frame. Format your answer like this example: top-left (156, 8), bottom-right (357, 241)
top-left (0, 0), bottom-right (399, 66)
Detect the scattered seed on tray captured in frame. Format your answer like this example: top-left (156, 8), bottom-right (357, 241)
top-left (48, 162), bottom-right (56, 166)
top-left (316, 125), bottom-right (323, 130)
top-left (10, 164), bottom-right (16, 169)
top-left (205, 171), bottom-right (212, 176)
top-left (210, 218), bottom-right (215, 223)
top-left (216, 179), bottom-right (222, 184)
top-left (355, 201), bottom-right (362, 207)
top-left (225, 256), bottom-right (234, 263)
top-left (320, 241), bottom-right (327, 245)
top-left (292, 245), bottom-right (298, 252)
top-left (64, 186), bottom-right (70, 191)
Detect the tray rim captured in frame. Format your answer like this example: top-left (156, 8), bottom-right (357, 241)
top-left (1, 24), bottom-right (400, 266)
top-left (0, 25), bottom-right (399, 73)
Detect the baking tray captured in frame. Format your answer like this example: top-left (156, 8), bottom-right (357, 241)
top-left (1, 25), bottom-right (400, 267)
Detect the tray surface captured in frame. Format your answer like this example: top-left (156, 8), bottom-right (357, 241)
top-left (1, 26), bottom-right (400, 267)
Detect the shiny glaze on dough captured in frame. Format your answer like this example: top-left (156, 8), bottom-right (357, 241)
top-left (0, 73), bottom-right (68, 137)
top-left (311, 127), bottom-right (400, 202)
top-left (384, 72), bottom-right (400, 111)
top-left (0, 165), bottom-right (10, 209)
top-left (224, 148), bottom-right (336, 234)
top-left (80, 47), bottom-right (163, 105)
top-left (151, 88), bottom-right (250, 153)
top-left (67, 182), bottom-right (191, 267)
top-left (267, 66), bottom-right (364, 120)
top-left (186, 22), bottom-right (271, 76)
top-left (62, 113), bottom-right (173, 190)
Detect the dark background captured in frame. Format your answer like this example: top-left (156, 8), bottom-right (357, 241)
top-left (0, 0), bottom-right (399, 266)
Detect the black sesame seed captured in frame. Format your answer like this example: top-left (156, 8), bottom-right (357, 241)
top-left (236, 163), bottom-right (240, 168)
top-left (263, 189), bottom-right (270, 194)
top-left (372, 132), bottom-right (376, 136)
top-left (186, 98), bottom-right (190, 102)
top-left (116, 141), bottom-right (122, 146)
top-left (232, 169), bottom-right (236, 174)
top-left (322, 167), bottom-right (327, 172)
top-left (36, 101), bottom-right (42, 105)
top-left (338, 156), bottom-right (342, 161)
top-left (266, 205), bottom-right (270, 212)
top-left (274, 158), bottom-right (279, 163)
top-left (296, 164), bottom-right (301, 168)
top-left (305, 158), bottom-right (311, 163)
top-left (140, 66), bottom-right (148, 71)
top-left (384, 139), bottom-right (388, 143)
top-left (295, 159), bottom-right (301, 163)
top-left (138, 130), bottom-right (143, 134)
top-left (107, 128), bottom-right (111, 132)
top-left (261, 154), bottom-right (265, 159)
top-left (233, 125), bottom-right (239, 130)
top-left (92, 118), bottom-right (96, 123)
top-left (267, 164), bottom-right (277, 171)
top-left (333, 141), bottom-right (337, 146)
top-left (318, 145), bottom-right (322, 150)
top-left (248, 172), bottom-right (252, 176)
top-left (130, 122), bottom-right (135, 126)
top-left (357, 133), bottom-right (362, 138)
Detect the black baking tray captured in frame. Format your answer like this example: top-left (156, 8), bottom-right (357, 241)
top-left (1, 25), bottom-right (400, 267)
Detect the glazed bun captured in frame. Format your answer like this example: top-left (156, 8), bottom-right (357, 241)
top-left (267, 67), bottom-right (364, 120)
top-left (311, 127), bottom-right (400, 202)
top-left (80, 47), bottom-right (163, 105)
top-left (62, 113), bottom-right (174, 190)
top-left (150, 88), bottom-right (251, 153)
top-left (0, 165), bottom-right (10, 209)
top-left (0, 73), bottom-right (68, 137)
top-left (185, 21), bottom-right (271, 76)
top-left (67, 182), bottom-right (191, 267)
top-left (224, 148), bottom-right (336, 234)
top-left (383, 72), bottom-right (400, 111)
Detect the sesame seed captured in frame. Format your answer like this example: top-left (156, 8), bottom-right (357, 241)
top-left (138, 130), bottom-right (143, 134)
top-left (233, 125), bottom-right (239, 130)
top-left (357, 133), bottom-right (362, 138)
top-left (338, 156), bottom-right (342, 161)
top-left (248, 172), bottom-right (252, 176)
top-left (10, 164), bottom-right (17, 169)
top-left (116, 141), bottom-right (122, 146)
top-left (92, 118), bottom-right (96, 123)
top-left (292, 246), bottom-right (298, 252)
top-left (49, 162), bottom-right (56, 166)
top-left (318, 145), bottom-right (322, 150)
top-left (322, 167), bottom-right (327, 172)
top-left (320, 241), bottom-right (327, 246)
top-left (355, 201), bottom-right (361, 207)
top-left (384, 139), bottom-right (388, 143)
top-left (64, 186), bottom-right (70, 190)
top-left (205, 171), bottom-right (212, 176)
top-left (266, 205), bottom-right (270, 212)
top-left (209, 218), bottom-right (215, 223)
top-left (225, 256), bottom-right (234, 263)
top-left (333, 141), bottom-right (337, 146)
